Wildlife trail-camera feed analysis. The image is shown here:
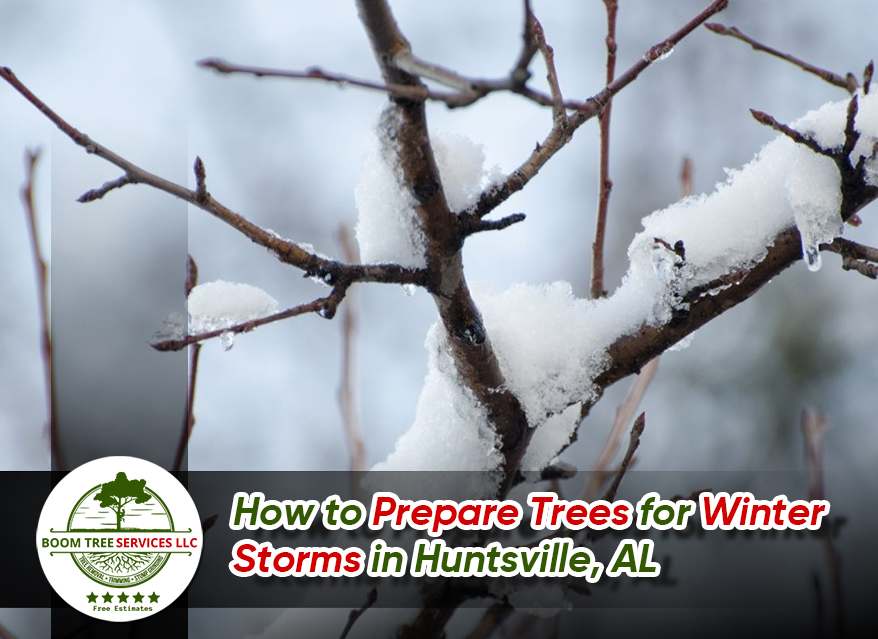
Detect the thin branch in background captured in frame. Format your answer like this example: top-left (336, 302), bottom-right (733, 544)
top-left (338, 587), bottom-right (377, 639)
top-left (199, 58), bottom-right (460, 104)
top-left (464, 600), bottom-right (513, 639)
top-left (585, 346), bottom-right (658, 499)
top-left (680, 156), bottom-right (694, 196)
top-left (0, 622), bottom-right (16, 639)
top-left (173, 255), bottom-right (203, 472)
top-left (20, 148), bottom-right (62, 469)
top-left (590, 0), bottom-right (618, 299)
top-left (584, 154), bottom-right (691, 497)
top-left (800, 408), bottom-right (845, 638)
top-left (704, 23), bottom-right (857, 93)
top-left (601, 412), bottom-right (645, 502)
top-left (337, 225), bottom-right (366, 473)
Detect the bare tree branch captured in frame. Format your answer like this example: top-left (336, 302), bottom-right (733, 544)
top-left (198, 57), bottom-right (467, 105)
top-left (590, 0), bottom-right (619, 299)
top-left (0, 66), bottom-right (427, 292)
top-left (460, 0), bottom-right (729, 221)
top-left (824, 237), bottom-right (878, 279)
top-left (461, 213), bottom-right (527, 236)
top-left (705, 23), bottom-right (857, 92)
top-left (800, 409), bottom-right (845, 638)
top-left (173, 255), bottom-right (202, 472)
top-left (585, 359), bottom-right (658, 499)
top-left (77, 174), bottom-right (134, 203)
top-left (337, 225), bottom-right (366, 473)
top-left (530, 16), bottom-right (567, 126)
top-left (602, 412), bottom-right (646, 502)
top-left (19, 148), bottom-right (62, 469)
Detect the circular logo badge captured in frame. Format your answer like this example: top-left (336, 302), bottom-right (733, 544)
top-left (36, 456), bottom-right (202, 622)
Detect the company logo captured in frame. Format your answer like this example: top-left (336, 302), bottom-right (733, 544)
top-left (36, 456), bottom-right (202, 622)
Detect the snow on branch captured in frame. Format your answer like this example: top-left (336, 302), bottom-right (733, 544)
top-left (376, 91), bottom-right (878, 475)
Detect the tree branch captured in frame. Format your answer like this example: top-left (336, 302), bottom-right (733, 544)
top-left (705, 23), bottom-right (857, 92)
top-left (337, 225), bottom-right (366, 473)
top-left (590, 0), bottom-right (619, 299)
top-left (355, 0), bottom-right (532, 486)
top-left (460, 0), bottom-right (729, 221)
top-left (152, 285), bottom-right (350, 351)
top-left (172, 255), bottom-right (203, 472)
top-left (0, 66), bottom-right (427, 291)
top-left (601, 412), bottom-right (645, 503)
top-left (20, 148), bottom-right (62, 469)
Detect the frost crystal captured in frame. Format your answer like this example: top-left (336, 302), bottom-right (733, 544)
top-left (187, 280), bottom-right (279, 333)
top-left (375, 92), bottom-right (878, 473)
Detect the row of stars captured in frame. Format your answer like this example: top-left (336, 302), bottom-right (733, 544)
top-left (86, 592), bottom-right (159, 604)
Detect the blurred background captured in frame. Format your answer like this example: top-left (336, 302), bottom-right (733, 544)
top-left (1, 1), bottom-right (876, 637)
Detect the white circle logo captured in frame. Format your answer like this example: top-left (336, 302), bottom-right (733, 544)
top-left (36, 456), bottom-right (203, 622)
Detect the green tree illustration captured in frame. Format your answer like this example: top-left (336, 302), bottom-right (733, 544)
top-left (93, 472), bottom-right (151, 530)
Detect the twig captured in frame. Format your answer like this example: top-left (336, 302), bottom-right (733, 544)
top-left (585, 360), bottom-right (657, 499)
top-left (339, 587), bottom-right (377, 639)
top-left (77, 174), bottom-right (134, 203)
top-left (824, 238), bottom-right (878, 279)
top-left (511, 0), bottom-right (538, 85)
top-left (705, 23), bottom-right (856, 93)
top-left (800, 409), bottom-right (845, 638)
top-left (461, 213), bottom-right (527, 236)
top-left (864, 60), bottom-right (874, 95)
top-left (590, 0), bottom-right (618, 299)
top-left (749, 109), bottom-right (830, 157)
top-left (0, 66), bottom-right (427, 292)
top-left (461, 0), bottom-right (729, 220)
top-left (20, 148), bottom-right (62, 469)
top-left (601, 412), bottom-right (646, 502)
top-left (464, 600), bottom-right (513, 639)
top-left (530, 16), bottom-right (567, 126)
top-left (172, 256), bottom-right (203, 471)
top-left (152, 285), bottom-right (350, 351)
top-left (199, 57), bottom-right (463, 104)
top-left (337, 225), bottom-right (366, 472)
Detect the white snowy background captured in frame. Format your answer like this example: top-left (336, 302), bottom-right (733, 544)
top-left (2, 1), bottom-right (877, 637)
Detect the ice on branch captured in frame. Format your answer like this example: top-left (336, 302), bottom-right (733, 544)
top-left (355, 110), bottom-right (426, 268)
top-left (376, 92), bottom-right (878, 473)
top-left (187, 280), bottom-right (279, 333)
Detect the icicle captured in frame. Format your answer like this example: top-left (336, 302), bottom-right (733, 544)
top-left (220, 330), bottom-right (235, 351)
top-left (801, 238), bottom-right (822, 272)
